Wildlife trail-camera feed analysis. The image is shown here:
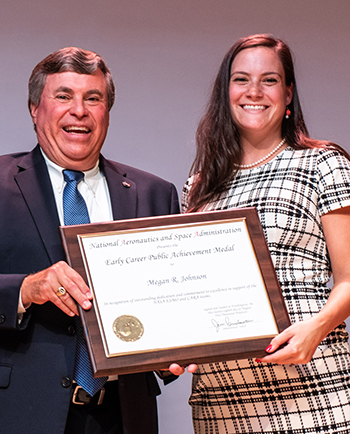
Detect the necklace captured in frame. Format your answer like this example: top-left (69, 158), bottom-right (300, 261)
top-left (236, 138), bottom-right (286, 169)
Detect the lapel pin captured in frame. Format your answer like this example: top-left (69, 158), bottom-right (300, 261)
top-left (122, 181), bottom-right (131, 188)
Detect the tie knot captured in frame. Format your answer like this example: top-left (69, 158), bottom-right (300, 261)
top-left (63, 170), bottom-right (85, 184)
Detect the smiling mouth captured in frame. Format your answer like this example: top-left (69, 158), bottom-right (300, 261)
top-left (63, 126), bottom-right (91, 134)
top-left (242, 105), bottom-right (267, 110)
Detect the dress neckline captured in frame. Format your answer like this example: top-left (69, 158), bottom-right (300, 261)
top-left (237, 145), bottom-right (290, 171)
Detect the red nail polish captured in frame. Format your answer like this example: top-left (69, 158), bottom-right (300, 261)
top-left (255, 359), bottom-right (262, 363)
top-left (265, 345), bottom-right (272, 352)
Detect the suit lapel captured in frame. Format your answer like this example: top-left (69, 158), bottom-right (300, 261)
top-left (14, 146), bottom-right (65, 264)
top-left (101, 156), bottom-right (138, 220)
top-left (14, 150), bottom-right (137, 265)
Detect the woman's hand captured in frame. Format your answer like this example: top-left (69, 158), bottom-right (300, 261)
top-left (256, 316), bottom-right (327, 365)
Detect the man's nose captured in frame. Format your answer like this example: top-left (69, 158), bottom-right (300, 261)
top-left (69, 98), bottom-right (87, 118)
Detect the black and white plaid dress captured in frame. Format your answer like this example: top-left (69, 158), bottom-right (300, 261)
top-left (182, 146), bottom-right (350, 434)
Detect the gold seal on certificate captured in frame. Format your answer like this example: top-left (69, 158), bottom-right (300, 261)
top-left (113, 315), bottom-right (144, 342)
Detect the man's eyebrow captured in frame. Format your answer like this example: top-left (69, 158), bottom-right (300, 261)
top-left (54, 87), bottom-right (104, 97)
top-left (55, 86), bottom-right (73, 93)
top-left (86, 89), bottom-right (104, 97)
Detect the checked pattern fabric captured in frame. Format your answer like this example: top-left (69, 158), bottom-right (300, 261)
top-left (182, 147), bottom-right (350, 433)
top-left (63, 169), bottom-right (107, 396)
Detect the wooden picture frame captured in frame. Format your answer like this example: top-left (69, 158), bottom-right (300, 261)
top-left (60, 208), bottom-right (290, 376)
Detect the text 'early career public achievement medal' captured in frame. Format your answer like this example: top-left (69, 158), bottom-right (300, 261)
top-left (113, 315), bottom-right (144, 342)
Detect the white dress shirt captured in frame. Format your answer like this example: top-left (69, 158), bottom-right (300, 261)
top-left (42, 150), bottom-right (113, 225)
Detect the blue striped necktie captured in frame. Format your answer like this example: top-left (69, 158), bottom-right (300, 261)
top-left (63, 169), bottom-right (108, 396)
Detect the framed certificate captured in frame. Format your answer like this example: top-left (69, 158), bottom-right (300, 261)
top-left (60, 208), bottom-right (290, 376)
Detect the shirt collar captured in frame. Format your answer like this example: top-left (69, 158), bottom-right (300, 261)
top-left (40, 148), bottom-right (102, 196)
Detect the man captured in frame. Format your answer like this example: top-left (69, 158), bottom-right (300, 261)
top-left (0, 47), bottom-right (179, 434)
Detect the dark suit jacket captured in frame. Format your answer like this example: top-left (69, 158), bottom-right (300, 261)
top-left (0, 145), bottom-right (179, 434)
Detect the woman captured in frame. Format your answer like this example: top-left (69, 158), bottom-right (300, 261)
top-left (182, 34), bottom-right (350, 433)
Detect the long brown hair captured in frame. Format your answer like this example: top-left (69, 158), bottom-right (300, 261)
top-left (187, 34), bottom-right (349, 211)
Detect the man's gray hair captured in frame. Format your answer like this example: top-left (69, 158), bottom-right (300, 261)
top-left (28, 47), bottom-right (115, 114)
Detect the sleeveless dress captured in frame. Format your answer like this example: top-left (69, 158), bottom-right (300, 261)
top-left (181, 147), bottom-right (350, 434)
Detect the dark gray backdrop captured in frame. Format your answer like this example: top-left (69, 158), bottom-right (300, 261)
top-left (1, 1), bottom-right (349, 433)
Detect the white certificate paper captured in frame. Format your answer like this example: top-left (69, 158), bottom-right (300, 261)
top-left (78, 218), bottom-right (278, 358)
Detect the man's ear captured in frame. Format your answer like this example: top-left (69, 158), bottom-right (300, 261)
top-left (30, 102), bottom-right (38, 123)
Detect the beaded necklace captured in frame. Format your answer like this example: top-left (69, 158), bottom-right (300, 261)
top-left (236, 138), bottom-right (286, 169)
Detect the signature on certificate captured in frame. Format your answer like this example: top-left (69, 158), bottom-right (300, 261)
top-left (211, 317), bottom-right (253, 332)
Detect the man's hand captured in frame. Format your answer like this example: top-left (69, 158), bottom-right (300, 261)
top-left (21, 261), bottom-right (93, 316)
